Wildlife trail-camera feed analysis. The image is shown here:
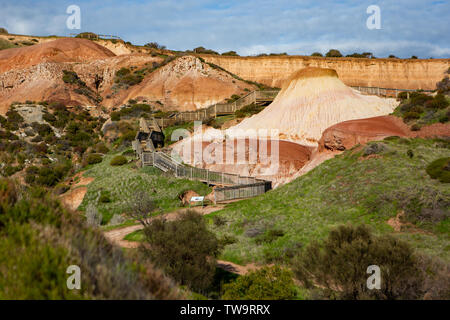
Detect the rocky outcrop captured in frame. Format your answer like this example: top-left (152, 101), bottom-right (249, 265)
top-left (230, 67), bottom-right (398, 146)
top-left (105, 55), bottom-right (255, 111)
top-left (319, 115), bottom-right (450, 151)
top-left (319, 116), bottom-right (409, 151)
top-left (201, 55), bottom-right (450, 90)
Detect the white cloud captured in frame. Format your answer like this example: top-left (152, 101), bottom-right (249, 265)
top-left (0, 0), bottom-right (448, 58)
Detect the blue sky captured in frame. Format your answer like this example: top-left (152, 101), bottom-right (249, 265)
top-left (0, 0), bottom-right (449, 58)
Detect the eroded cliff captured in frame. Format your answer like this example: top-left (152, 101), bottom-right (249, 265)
top-left (201, 55), bottom-right (450, 90)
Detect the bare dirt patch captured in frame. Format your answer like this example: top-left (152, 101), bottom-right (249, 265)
top-left (60, 186), bottom-right (88, 211)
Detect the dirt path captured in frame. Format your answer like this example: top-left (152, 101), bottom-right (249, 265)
top-left (102, 204), bottom-right (262, 274)
top-left (103, 205), bottom-right (225, 248)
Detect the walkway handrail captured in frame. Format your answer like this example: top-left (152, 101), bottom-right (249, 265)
top-left (133, 140), bottom-right (272, 203)
top-left (153, 86), bottom-right (433, 128)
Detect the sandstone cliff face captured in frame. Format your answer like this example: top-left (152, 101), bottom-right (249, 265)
top-left (201, 55), bottom-right (450, 90)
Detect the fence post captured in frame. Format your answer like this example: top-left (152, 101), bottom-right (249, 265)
top-left (214, 104), bottom-right (217, 118)
top-left (191, 167), bottom-right (193, 179)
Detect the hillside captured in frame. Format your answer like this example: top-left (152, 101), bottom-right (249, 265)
top-left (104, 55), bottom-right (256, 111)
top-left (0, 38), bottom-right (115, 73)
top-left (208, 137), bottom-right (450, 265)
top-left (0, 178), bottom-right (180, 299)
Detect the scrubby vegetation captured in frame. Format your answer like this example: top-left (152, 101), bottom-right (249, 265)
top-left (293, 224), bottom-right (447, 299)
top-left (235, 103), bottom-right (265, 118)
top-left (393, 91), bottom-right (450, 126)
top-left (0, 179), bottom-right (180, 299)
top-left (222, 266), bottom-right (299, 300)
top-left (78, 154), bottom-right (211, 224)
top-left (110, 155), bottom-right (128, 166)
top-left (141, 210), bottom-right (220, 292)
top-left (0, 38), bottom-right (17, 50)
top-left (325, 49), bottom-right (343, 57)
top-left (426, 157), bottom-right (450, 183)
top-left (62, 70), bottom-right (102, 104)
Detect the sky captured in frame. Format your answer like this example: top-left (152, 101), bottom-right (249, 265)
top-left (0, 0), bottom-right (449, 58)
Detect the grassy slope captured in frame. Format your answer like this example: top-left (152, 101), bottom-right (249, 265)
top-left (0, 38), bottom-right (18, 50)
top-left (78, 153), bottom-right (211, 224)
top-left (208, 138), bottom-right (450, 265)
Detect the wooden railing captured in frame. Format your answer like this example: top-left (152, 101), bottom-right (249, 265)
top-left (154, 90), bottom-right (279, 128)
top-left (152, 86), bottom-right (434, 128)
top-left (351, 86), bottom-right (434, 98)
top-left (133, 140), bottom-right (271, 203)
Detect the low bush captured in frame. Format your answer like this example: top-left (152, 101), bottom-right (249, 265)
top-left (426, 157), bottom-right (450, 183)
top-left (110, 155), bottom-right (127, 166)
top-left (235, 103), bottom-right (265, 118)
top-left (141, 210), bottom-right (220, 292)
top-left (293, 224), bottom-right (426, 299)
top-left (85, 153), bottom-right (103, 165)
top-left (222, 266), bottom-right (297, 300)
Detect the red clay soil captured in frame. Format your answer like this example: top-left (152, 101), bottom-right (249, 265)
top-left (319, 115), bottom-right (450, 151)
top-left (178, 138), bottom-right (313, 180)
top-left (0, 38), bottom-right (115, 73)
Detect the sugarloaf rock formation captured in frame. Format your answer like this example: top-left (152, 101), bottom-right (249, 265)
top-left (230, 67), bottom-right (398, 146)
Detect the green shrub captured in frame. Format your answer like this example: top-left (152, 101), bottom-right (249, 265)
top-left (293, 224), bottom-right (425, 299)
top-left (235, 103), bottom-right (265, 118)
top-left (222, 51), bottom-right (239, 56)
top-left (141, 210), bottom-right (220, 291)
top-left (325, 49), bottom-right (342, 57)
top-left (85, 153), bottom-right (103, 165)
top-left (254, 229), bottom-right (284, 244)
top-left (403, 111), bottom-right (421, 121)
top-left (98, 191), bottom-right (111, 203)
top-left (428, 94), bottom-right (449, 109)
top-left (426, 157), bottom-right (450, 183)
top-left (110, 155), bottom-right (128, 166)
top-left (222, 266), bottom-right (297, 300)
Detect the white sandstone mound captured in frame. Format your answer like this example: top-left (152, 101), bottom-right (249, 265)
top-left (230, 67), bottom-right (398, 146)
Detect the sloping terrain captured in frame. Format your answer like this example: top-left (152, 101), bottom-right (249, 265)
top-left (0, 38), bottom-right (115, 73)
top-left (208, 137), bottom-right (450, 265)
top-left (105, 55), bottom-right (256, 111)
top-left (0, 178), bottom-right (180, 299)
top-left (0, 37), bottom-right (254, 113)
